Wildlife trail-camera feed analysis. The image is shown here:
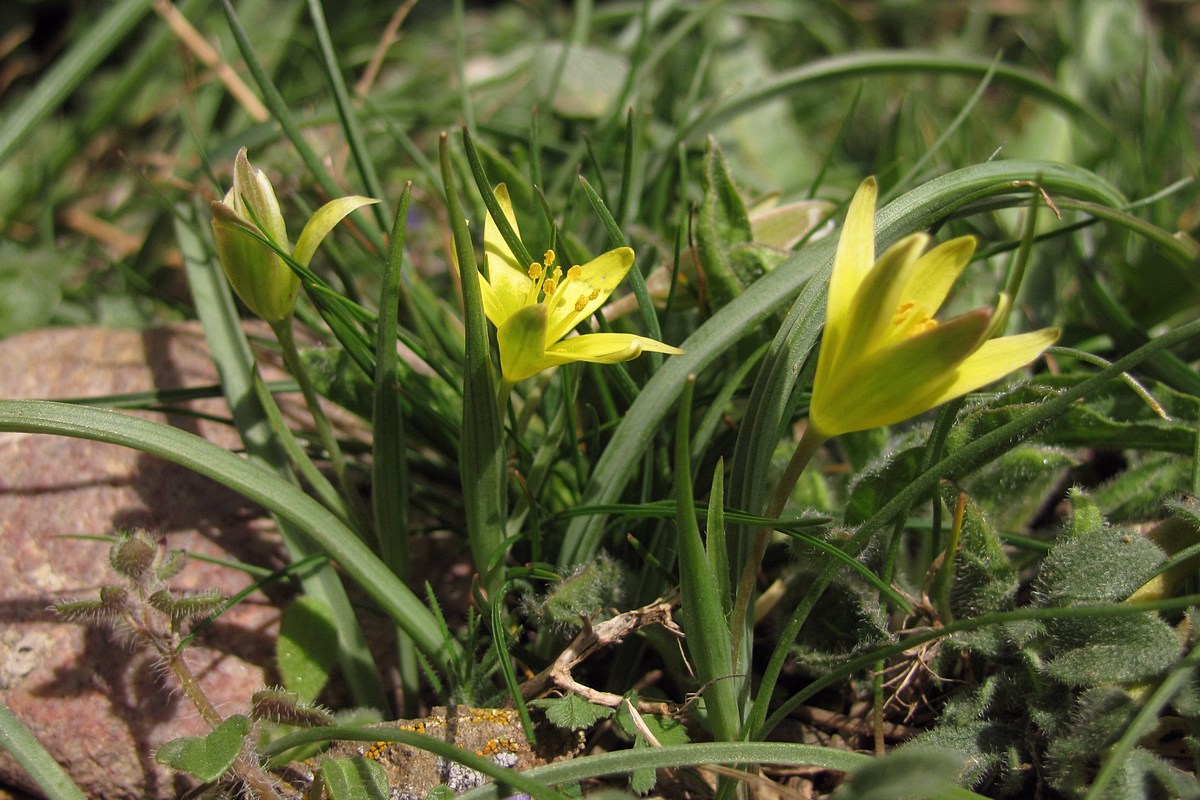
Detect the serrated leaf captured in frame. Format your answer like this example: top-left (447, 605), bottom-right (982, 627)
top-left (615, 694), bottom-right (690, 794)
top-left (278, 595), bottom-right (339, 703)
top-left (321, 756), bottom-right (392, 800)
top-left (154, 715), bottom-right (249, 783)
top-left (531, 694), bottom-right (613, 731)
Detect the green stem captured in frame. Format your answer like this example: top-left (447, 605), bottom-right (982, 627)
top-left (271, 317), bottom-right (370, 538)
top-left (729, 423), bottom-right (828, 671)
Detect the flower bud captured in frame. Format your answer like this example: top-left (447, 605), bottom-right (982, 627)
top-left (210, 148), bottom-right (299, 324)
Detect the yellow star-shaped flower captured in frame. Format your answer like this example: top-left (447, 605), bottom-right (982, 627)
top-left (808, 177), bottom-right (1060, 437)
top-left (479, 184), bottom-right (683, 385)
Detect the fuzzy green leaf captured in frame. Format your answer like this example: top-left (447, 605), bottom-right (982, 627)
top-left (1037, 526), bottom-right (1166, 606)
top-left (1044, 613), bottom-right (1180, 686)
top-left (154, 714), bottom-right (249, 783)
top-left (321, 756), bottom-right (392, 800)
top-left (832, 746), bottom-right (964, 800)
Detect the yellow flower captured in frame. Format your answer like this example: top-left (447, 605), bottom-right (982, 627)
top-left (479, 184), bottom-right (683, 385)
top-left (808, 177), bottom-right (1060, 438)
top-left (211, 148), bottom-right (377, 324)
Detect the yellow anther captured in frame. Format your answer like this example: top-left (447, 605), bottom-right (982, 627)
top-left (588, 288), bottom-right (600, 301)
top-left (543, 249), bottom-right (556, 267)
top-left (892, 301), bottom-right (915, 325)
top-left (567, 265), bottom-right (583, 280)
top-left (528, 263), bottom-right (544, 280)
top-left (543, 278), bottom-right (558, 295)
top-left (574, 296), bottom-right (588, 313)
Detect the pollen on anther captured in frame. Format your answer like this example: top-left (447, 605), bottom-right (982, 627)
top-left (568, 266), bottom-right (582, 280)
top-left (574, 296), bottom-right (588, 312)
top-left (892, 301), bottom-right (915, 325)
top-left (543, 250), bottom-right (556, 267)
top-left (543, 278), bottom-right (558, 295)
top-left (528, 263), bottom-right (544, 280)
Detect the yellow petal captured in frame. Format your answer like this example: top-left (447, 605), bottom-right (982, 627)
top-left (894, 236), bottom-right (976, 337)
top-left (546, 247), bottom-right (634, 342)
top-left (839, 233), bottom-right (928, 362)
top-left (822, 177), bottom-right (878, 365)
top-left (293, 196), bottom-right (379, 268)
top-left (482, 184), bottom-right (534, 323)
top-left (922, 327), bottom-right (1060, 409)
top-left (545, 332), bottom-right (683, 366)
top-left (497, 303), bottom-right (550, 384)
top-left (484, 183), bottom-right (523, 270)
top-left (810, 309), bottom-right (992, 436)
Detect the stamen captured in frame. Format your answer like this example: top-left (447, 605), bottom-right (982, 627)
top-left (543, 277), bottom-right (558, 295)
top-left (574, 296), bottom-right (588, 312)
top-left (543, 250), bottom-right (556, 267)
top-left (892, 301), bottom-right (915, 325)
top-left (528, 263), bottom-right (543, 280)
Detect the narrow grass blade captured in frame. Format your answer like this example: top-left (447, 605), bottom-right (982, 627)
top-left (305, 0), bottom-right (389, 231)
top-left (442, 134), bottom-right (507, 597)
top-left (675, 380), bottom-right (740, 742)
top-left (0, 0), bottom-right (153, 167)
top-left (0, 701), bottom-right (88, 800)
top-left (373, 183), bottom-right (412, 578)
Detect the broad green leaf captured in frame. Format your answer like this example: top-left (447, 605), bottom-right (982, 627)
top-left (321, 757), bottom-right (392, 800)
top-left (154, 715), bottom-right (249, 783)
top-left (832, 746), bottom-right (964, 800)
top-left (278, 596), bottom-right (339, 704)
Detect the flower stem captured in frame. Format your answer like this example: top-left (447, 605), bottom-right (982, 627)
top-left (271, 318), bottom-right (370, 537)
top-left (730, 423), bottom-right (828, 663)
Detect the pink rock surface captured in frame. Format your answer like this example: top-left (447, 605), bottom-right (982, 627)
top-left (0, 325), bottom-right (290, 799)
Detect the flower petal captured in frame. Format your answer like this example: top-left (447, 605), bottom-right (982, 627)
top-left (544, 332), bottom-right (683, 366)
top-left (497, 302), bottom-right (550, 384)
top-left (895, 235), bottom-right (976, 334)
top-left (840, 233), bottom-right (928, 359)
top-left (821, 177), bottom-right (878, 372)
top-left (546, 247), bottom-right (635, 342)
top-left (483, 184), bottom-right (534, 321)
top-left (810, 308), bottom-right (992, 436)
top-left (922, 327), bottom-right (1060, 409)
top-left (232, 148), bottom-right (289, 247)
top-left (293, 196), bottom-right (380, 268)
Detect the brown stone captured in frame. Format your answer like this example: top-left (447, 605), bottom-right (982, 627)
top-left (0, 325), bottom-right (293, 799)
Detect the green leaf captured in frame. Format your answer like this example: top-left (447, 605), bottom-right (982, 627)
top-left (1044, 613), bottom-right (1180, 686)
top-left (532, 695), bottom-right (614, 732)
top-left (321, 757), bottom-right (392, 800)
top-left (278, 596), bottom-right (339, 704)
top-left (616, 696), bottom-right (690, 793)
top-left (960, 444), bottom-right (1075, 533)
top-left (154, 715), bottom-right (249, 783)
top-left (695, 141), bottom-right (758, 310)
top-left (832, 746), bottom-right (964, 800)
top-left (0, 700), bottom-right (89, 800)
top-left (1037, 526), bottom-right (1166, 606)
